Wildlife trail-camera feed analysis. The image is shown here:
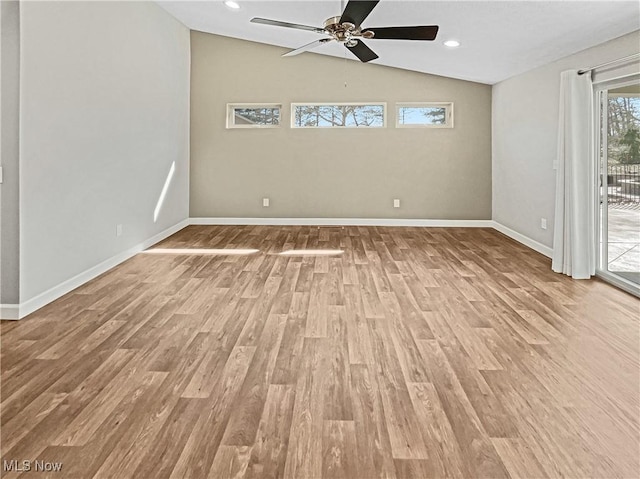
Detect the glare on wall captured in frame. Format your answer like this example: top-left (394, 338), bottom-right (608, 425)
top-left (153, 161), bottom-right (176, 223)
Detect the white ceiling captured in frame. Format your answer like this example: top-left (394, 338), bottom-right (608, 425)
top-left (157, 0), bottom-right (640, 84)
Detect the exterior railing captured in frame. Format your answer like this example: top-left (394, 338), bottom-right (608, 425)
top-left (607, 163), bottom-right (640, 204)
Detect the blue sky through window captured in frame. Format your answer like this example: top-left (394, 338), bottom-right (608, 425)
top-left (398, 106), bottom-right (446, 125)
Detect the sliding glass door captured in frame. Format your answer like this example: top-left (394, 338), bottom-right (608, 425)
top-left (596, 75), bottom-right (640, 295)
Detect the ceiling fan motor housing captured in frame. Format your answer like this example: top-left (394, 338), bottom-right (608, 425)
top-left (323, 16), bottom-right (372, 43)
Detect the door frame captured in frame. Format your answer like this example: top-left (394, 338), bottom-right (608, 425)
top-left (593, 73), bottom-right (640, 297)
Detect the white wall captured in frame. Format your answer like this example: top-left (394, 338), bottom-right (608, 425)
top-left (1, 0), bottom-right (20, 306)
top-left (19, 1), bottom-right (190, 305)
top-left (492, 31), bottom-right (640, 248)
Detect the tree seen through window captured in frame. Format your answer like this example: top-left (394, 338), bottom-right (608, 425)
top-left (293, 105), bottom-right (384, 127)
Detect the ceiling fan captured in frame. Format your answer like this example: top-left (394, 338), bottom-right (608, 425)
top-left (250, 0), bottom-right (439, 63)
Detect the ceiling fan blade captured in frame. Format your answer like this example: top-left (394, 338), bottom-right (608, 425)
top-left (363, 25), bottom-right (439, 41)
top-left (346, 40), bottom-right (378, 63)
top-left (250, 17), bottom-right (326, 34)
top-left (340, 0), bottom-right (380, 28)
top-left (283, 38), bottom-right (333, 57)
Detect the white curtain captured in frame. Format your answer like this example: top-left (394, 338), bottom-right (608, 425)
top-left (552, 70), bottom-right (595, 279)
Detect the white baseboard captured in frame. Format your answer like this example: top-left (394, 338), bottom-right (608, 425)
top-left (491, 221), bottom-right (553, 258)
top-left (190, 217), bottom-right (494, 227)
top-left (1, 219), bottom-right (189, 321)
top-left (0, 305), bottom-right (20, 320)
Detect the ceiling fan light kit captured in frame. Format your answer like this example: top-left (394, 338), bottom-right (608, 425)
top-left (250, 0), bottom-right (439, 63)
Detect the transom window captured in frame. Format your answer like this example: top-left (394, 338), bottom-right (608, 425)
top-left (226, 104), bottom-right (281, 128)
top-left (292, 103), bottom-right (386, 128)
top-left (396, 102), bottom-right (454, 128)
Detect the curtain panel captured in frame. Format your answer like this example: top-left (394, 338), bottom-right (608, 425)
top-left (552, 70), bottom-right (595, 279)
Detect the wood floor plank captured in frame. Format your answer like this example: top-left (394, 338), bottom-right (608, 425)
top-left (322, 420), bottom-right (358, 479)
top-left (270, 260), bottom-right (301, 314)
top-left (323, 306), bottom-right (354, 421)
top-left (1, 225), bottom-right (637, 479)
top-left (50, 370), bottom-right (169, 478)
top-left (356, 265), bottom-right (386, 319)
top-left (1, 340), bottom-right (37, 376)
top-left (52, 359), bottom-right (153, 447)
top-left (0, 391), bottom-right (67, 456)
top-left (492, 438), bottom-right (549, 479)
top-left (393, 459), bottom-right (435, 479)
top-left (244, 384), bottom-right (296, 479)
top-left (2, 347), bottom-right (134, 428)
top-left (379, 291), bottom-right (431, 383)
top-left (416, 340), bottom-right (510, 478)
top-left (180, 340), bottom-right (231, 399)
top-left (132, 397), bottom-right (206, 478)
top-left (93, 332), bottom-right (214, 478)
top-left (384, 274), bottom-right (434, 340)
top-left (207, 445), bottom-right (252, 479)
top-left (236, 277), bottom-right (283, 346)
top-left (437, 338), bottom-right (519, 439)
top-left (438, 306), bottom-right (503, 371)
top-left (271, 292), bottom-right (309, 385)
top-left (368, 318), bottom-right (430, 460)
top-left (1, 349), bottom-right (137, 471)
top-left (169, 345), bottom-right (257, 478)
top-left (342, 286), bottom-right (374, 365)
top-left (407, 382), bottom-right (467, 478)
top-left (221, 313), bottom-right (286, 446)
top-left (34, 314), bottom-right (106, 361)
top-left (350, 364), bottom-right (397, 479)
top-left (283, 338), bottom-right (327, 479)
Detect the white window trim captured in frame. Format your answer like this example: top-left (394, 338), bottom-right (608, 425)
top-left (291, 102), bottom-right (387, 128)
top-left (226, 103), bottom-right (282, 129)
top-left (395, 102), bottom-right (454, 128)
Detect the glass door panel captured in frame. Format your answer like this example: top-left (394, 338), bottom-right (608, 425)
top-left (597, 78), bottom-right (640, 290)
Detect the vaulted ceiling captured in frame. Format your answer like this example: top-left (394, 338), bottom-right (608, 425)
top-left (158, 1), bottom-right (640, 84)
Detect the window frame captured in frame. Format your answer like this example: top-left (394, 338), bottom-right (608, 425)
top-left (226, 103), bottom-right (282, 129)
top-left (290, 102), bottom-right (387, 129)
top-left (395, 102), bottom-right (454, 129)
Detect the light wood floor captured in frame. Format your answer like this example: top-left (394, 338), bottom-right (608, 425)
top-left (2, 226), bottom-right (639, 478)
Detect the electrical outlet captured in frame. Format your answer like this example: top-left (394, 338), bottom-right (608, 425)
top-left (263, 198), bottom-right (270, 207)
top-left (540, 218), bottom-right (547, 230)
top-left (116, 224), bottom-right (123, 237)
top-left (393, 199), bottom-right (400, 208)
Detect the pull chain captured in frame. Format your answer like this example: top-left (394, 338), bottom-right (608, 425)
top-left (344, 49), bottom-right (348, 88)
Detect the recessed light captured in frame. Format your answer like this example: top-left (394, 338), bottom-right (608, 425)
top-left (224, 1), bottom-right (240, 9)
top-left (444, 40), bottom-right (460, 48)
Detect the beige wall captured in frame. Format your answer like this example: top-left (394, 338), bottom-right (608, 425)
top-left (191, 32), bottom-right (492, 219)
